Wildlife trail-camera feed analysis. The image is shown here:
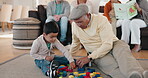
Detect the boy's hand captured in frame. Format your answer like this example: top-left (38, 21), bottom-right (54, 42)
top-left (69, 62), bottom-right (76, 69)
top-left (45, 56), bottom-right (54, 61)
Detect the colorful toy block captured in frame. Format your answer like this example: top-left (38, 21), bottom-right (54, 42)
top-left (73, 72), bottom-right (79, 77)
top-left (78, 67), bottom-right (85, 73)
top-left (95, 74), bottom-right (100, 77)
top-left (87, 68), bottom-right (95, 73)
top-left (66, 69), bottom-right (73, 72)
top-left (90, 73), bottom-right (95, 77)
top-left (69, 73), bottom-right (74, 76)
top-left (69, 75), bottom-right (74, 78)
top-left (86, 72), bottom-right (91, 76)
top-left (58, 66), bottom-right (68, 71)
top-left (56, 64), bottom-right (103, 78)
top-left (84, 76), bottom-right (91, 78)
top-left (62, 71), bottom-right (67, 77)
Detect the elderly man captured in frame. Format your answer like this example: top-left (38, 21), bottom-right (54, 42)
top-left (46, 0), bottom-right (70, 44)
top-left (69, 4), bottom-right (148, 78)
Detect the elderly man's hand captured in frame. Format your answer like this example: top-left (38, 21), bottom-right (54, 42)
top-left (76, 56), bottom-right (90, 68)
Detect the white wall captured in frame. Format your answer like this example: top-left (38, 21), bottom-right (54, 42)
top-left (0, 0), bottom-right (35, 10)
top-left (0, 0), bottom-right (3, 4)
top-left (0, 0), bottom-right (13, 5)
top-left (36, 0), bottom-right (51, 6)
top-left (13, 0), bottom-right (35, 10)
top-left (1, 0), bottom-right (135, 10)
top-left (0, 0), bottom-right (101, 10)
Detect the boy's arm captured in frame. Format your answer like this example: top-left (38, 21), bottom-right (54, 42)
top-left (54, 39), bottom-right (74, 63)
top-left (30, 40), bottom-right (46, 60)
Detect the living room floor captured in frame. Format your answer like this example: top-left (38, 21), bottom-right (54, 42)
top-left (0, 29), bottom-right (148, 63)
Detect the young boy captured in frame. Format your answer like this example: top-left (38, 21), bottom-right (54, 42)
top-left (30, 21), bottom-right (75, 77)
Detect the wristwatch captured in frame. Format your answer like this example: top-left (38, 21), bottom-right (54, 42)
top-left (87, 56), bottom-right (93, 61)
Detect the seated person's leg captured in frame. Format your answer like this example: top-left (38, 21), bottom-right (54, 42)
top-left (130, 19), bottom-right (147, 52)
top-left (34, 59), bottom-right (51, 76)
top-left (116, 20), bottom-right (123, 27)
top-left (45, 16), bottom-right (54, 23)
top-left (93, 53), bottom-right (125, 78)
top-left (120, 19), bottom-right (131, 44)
top-left (112, 40), bottom-right (144, 78)
top-left (60, 16), bottom-right (68, 42)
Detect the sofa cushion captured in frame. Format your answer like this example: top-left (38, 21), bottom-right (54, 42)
top-left (29, 11), bottom-right (39, 19)
top-left (141, 27), bottom-right (148, 36)
top-left (14, 17), bottom-right (40, 24)
top-left (38, 5), bottom-right (47, 24)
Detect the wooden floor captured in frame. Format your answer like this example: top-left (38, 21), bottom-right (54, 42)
top-left (0, 30), bottom-right (148, 63)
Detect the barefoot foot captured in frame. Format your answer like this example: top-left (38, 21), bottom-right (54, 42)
top-left (131, 44), bottom-right (141, 52)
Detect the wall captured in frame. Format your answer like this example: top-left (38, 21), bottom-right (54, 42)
top-left (0, 0), bottom-right (13, 5)
top-left (13, 0), bottom-right (35, 10)
top-left (0, 0), bottom-right (107, 10)
top-left (0, 0), bottom-right (35, 10)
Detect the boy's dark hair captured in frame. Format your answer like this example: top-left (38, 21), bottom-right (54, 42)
top-left (43, 21), bottom-right (59, 34)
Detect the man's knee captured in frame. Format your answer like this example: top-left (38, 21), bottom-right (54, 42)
top-left (113, 40), bottom-right (131, 56)
top-left (113, 40), bottom-right (130, 49)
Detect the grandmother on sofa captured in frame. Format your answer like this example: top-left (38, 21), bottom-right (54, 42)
top-left (46, 0), bottom-right (70, 44)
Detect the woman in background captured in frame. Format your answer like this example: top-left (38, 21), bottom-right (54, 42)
top-left (71, 0), bottom-right (93, 13)
top-left (46, 0), bottom-right (70, 44)
top-left (116, 0), bottom-right (148, 52)
top-left (104, 0), bottom-right (121, 35)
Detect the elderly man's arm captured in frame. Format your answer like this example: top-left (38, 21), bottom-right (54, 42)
top-left (69, 22), bottom-right (81, 55)
top-left (89, 16), bottom-right (117, 59)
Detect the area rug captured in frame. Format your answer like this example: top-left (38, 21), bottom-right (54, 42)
top-left (0, 53), bottom-right (48, 78)
top-left (0, 29), bottom-right (12, 38)
top-left (0, 54), bottom-right (148, 78)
